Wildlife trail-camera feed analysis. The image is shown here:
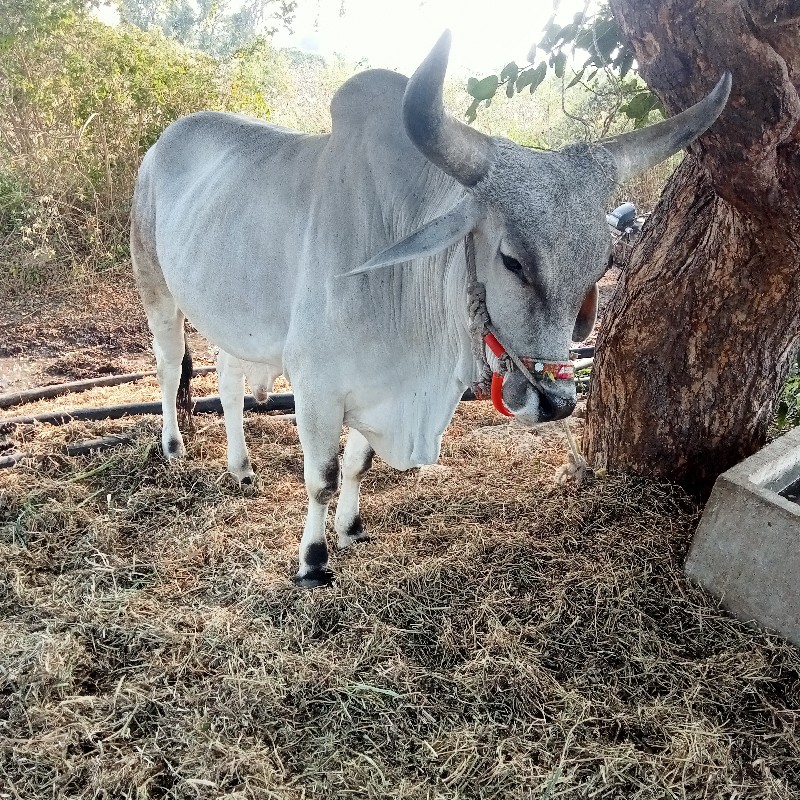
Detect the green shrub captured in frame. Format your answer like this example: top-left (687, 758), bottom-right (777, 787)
top-left (0, 6), bottom-right (279, 291)
top-left (776, 354), bottom-right (800, 433)
top-left (0, 171), bottom-right (31, 236)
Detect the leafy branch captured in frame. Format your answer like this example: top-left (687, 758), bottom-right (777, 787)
top-left (465, 5), bottom-right (663, 129)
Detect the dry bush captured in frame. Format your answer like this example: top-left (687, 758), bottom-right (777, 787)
top-left (0, 8), bottom-right (278, 294)
top-left (456, 73), bottom-right (677, 210)
top-left (612, 154), bottom-right (681, 213)
top-left (0, 6), bottom-right (676, 300)
top-left (266, 50), bottom-right (359, 134)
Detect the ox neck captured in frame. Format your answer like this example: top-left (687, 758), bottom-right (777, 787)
top-left (358, 168), bottom-right (481, 392)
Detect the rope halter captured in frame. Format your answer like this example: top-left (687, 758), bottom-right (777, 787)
top-left (464, 232), bottom-right (575, 417)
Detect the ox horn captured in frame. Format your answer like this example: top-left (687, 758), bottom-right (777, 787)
top-left (602, 72), bottom-right (732, 183)
top-left (403, 30), bottom-right (495, 187)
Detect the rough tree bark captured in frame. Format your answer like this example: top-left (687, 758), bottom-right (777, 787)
top-left (586, 0), bottom-right (800, 495)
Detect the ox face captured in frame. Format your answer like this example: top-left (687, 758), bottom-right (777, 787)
top-left (468, 141), bottom-right (613, 423)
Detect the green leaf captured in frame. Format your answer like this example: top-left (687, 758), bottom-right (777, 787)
top-left (777, 401), bottom-right (789, 430)
top-left (553, 51), bottom-right (567, 79)
top-left (538, 21), bottom-right (561, 50)
top-left (467, 76), bottom-right (478, 95)
top-left (618, 49), bottom-right (634, 78)
top-left (500, 61), bottom-right (519, 84)
top-left (515, 68), bottom-right (533, 92)
top-left (574, 28), bottom-right (595, 52)
top-left (468, 74), bottom-right (498, 101)
top-left (506, 81), bottom-right (515, 98)
top-left (555, 23), bottom-right (578, 46)
top-left (593, 20), bottom-right (622, 61)
top-left (465, 97), bottom-right (480, 124)
top-left (620, 90), bottom-right (664, 128)
top-left (528, 61), bottom-right (547, 94)
top-left (566, 67), bottom-right (586, 89)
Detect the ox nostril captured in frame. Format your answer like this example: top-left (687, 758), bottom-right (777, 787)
top-left (537, 389), bottom-right (576, 422)
top-left (537, 389), bottom-right (557, 422)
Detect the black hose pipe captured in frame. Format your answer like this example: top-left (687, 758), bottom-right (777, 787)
top-left (0, 390), bottom-right (485, 432)
top-left (0, 366), bottom-right (217, 410)
top-left (0, 451), bottom-right (25, 469)
top-left (0, 390), bottom-right (483, 467)
top-left (0, 434), bottom-right (135, 469)
top-left (0, 393), bottom-right (297, 432)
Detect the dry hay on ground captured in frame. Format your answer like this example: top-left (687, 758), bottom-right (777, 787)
top-left (1, 399), bottom-right (799, 800)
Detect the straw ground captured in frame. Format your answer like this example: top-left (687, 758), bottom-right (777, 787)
top-left (1, 370), bottom-right (799, 798)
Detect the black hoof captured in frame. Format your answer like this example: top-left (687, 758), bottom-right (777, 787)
top-left (338, 514), bottom-right (369, 549)
top-left (240, 475), bottom-right (255, 487)
top-left (293, 567), bottom-right (335, 589)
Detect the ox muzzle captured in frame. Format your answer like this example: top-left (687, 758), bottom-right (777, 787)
top-left (478, 331), bottom-right (577, 424)
top-left (500, 366), bottom-right (577, 424)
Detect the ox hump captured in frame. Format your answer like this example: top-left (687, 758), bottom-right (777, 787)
top-left (330, 69), bottom-right (408, 135)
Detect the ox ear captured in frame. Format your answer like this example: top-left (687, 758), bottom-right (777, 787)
top-left (572, 283), bottom-right (598, 343)
top-left (343, 196), bottom-right (484, 276)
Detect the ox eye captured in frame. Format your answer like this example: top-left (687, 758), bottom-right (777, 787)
top-left (501, 252), bottom-right (524, 277)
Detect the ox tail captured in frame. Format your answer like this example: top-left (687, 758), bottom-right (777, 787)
top-left (176, 334), bottom-right (194, 428)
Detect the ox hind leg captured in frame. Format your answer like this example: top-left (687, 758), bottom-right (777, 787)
top-left (147, 306), bottom-right (191, 460)
top-left (131, 225), bottom-right (190, 461)
top-left (216, 351), bottom-right (280, 485)
top-left (334, 428), bottom-right (374, 549)
top-left (216, 350), bottom-right (254, 484)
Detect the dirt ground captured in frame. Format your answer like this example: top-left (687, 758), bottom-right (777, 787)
top-left (1, 269), bottom-right (798, 799)
top-left (0, 279), bottom-right (217, 394)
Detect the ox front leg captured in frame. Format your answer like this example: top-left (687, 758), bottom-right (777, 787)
top-left (293, 399), bottom-right (344, 588)
top-left (217, 350), bottom-right (256, 485)
top-left (335, 428), bottom-right (374, 549)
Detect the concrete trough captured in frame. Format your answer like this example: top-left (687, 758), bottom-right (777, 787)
top-left (685, 425), bottom-right (800, 647)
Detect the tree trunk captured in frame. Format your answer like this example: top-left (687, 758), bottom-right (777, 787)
top-left (586, 0), bottom-right (800, 495)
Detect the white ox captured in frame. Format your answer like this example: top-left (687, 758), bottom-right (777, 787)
top-left (131, 33), bottom-right (730, 587)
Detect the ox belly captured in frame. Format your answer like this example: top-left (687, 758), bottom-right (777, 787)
top-left (170, 284), bottom-right (465, 473)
